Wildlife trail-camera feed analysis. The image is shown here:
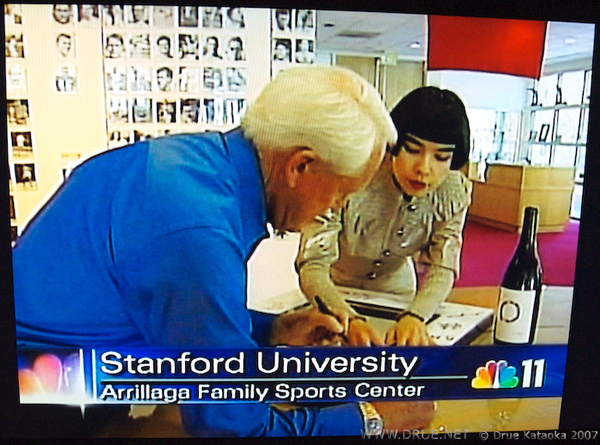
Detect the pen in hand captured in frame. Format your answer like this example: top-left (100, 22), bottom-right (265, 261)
top-left (314, 295), bottom-right (348, 343)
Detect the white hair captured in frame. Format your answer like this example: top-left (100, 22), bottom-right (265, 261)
top-left (241, 66), bottom-right (397, 177)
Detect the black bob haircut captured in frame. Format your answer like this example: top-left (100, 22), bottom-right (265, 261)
top-left (389, 86), bottom-right (471, 170)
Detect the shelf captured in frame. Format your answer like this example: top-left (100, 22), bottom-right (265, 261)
top-left (525, 141), bottom-right (587, 147)
top-left (524, 103), bottom-right (589, 111)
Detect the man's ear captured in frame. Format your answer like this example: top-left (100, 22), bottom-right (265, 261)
top-left (285, 149), bottom-right (318, 188)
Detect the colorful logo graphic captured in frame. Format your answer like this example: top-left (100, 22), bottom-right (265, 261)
top-left (18, 351), bottom-right (85, 397)
top-left (471, 360), bottom-right (519, 389)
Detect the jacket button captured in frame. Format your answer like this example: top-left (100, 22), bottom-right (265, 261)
top-left (396, 228), bottom-right (404, 236)
top-left (407, 204), bottom-right (417, 212)
top-left (383, 250), bottom-right (391, 256)
top-left (367, 272), bottom-right (377, 279)
top-left (373, 260), bottom-right (382, 267)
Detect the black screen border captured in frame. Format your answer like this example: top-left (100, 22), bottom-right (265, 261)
top-left (1, 0), bottom-right (599, 437)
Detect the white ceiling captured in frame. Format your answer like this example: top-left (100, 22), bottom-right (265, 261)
top-left (315, 11), bottom-right (595, 71)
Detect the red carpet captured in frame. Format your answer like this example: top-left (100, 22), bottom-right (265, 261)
top-left (455, 219), bottom-right (579, 287)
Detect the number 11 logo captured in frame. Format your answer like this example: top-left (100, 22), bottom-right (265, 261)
top-left (471, 359), bottom-right (546, 389)
top-left (521, 358), bottom-right (545, 388)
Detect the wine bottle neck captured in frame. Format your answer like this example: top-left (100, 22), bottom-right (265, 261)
top-left (518, 208), bottom-right (538, 253)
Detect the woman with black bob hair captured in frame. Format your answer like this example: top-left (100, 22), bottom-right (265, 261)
top-left (296, 86), bottom-right (472, 346)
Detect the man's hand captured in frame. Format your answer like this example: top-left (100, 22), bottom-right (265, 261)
top-left (372, 401), bottom-right (436, 431)
top-left (271, 305), bottom-right (344, 346)
top-left (313, 295), bottom-right (357, 334)
top-left (343, 318), bottom-right (384, 346)
top-left (385, 315), bottom-right (435, 346)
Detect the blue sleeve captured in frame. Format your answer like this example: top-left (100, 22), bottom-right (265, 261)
top-left (249, 310), bottom-right (275, 345)
top-left (181, 400), bottom-right (363, 437)
top-left (118, 227), bottom-right (363, 436)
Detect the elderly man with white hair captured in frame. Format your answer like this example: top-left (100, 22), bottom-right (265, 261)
top-left (13, 66), bottom-right (433, 437)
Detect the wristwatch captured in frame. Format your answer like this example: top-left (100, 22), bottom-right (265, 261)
top-left (358, 402), bottom-right (384, 436)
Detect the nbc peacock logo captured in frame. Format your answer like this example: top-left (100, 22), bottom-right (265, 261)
top-left (471, 359), bottom-right (519, 389)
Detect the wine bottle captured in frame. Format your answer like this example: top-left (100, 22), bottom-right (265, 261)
top-left (494, 207), bottom-right (544, 344)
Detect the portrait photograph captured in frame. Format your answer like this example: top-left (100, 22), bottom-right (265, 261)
top-left (11, 225), bottom-right (18, 244)
top-left (155, 35), bottom-right (173, 59)
top-left (55, 33), bottom-right (74, 58)
top-left (108, 129), bottom-right (131, 149)
top-left (224, 36), bottom-right (246, 61)
top-left (155, 67), bottom-right (174, 92)
top-left (155, 128), bottom-right (171, 137)
top-left (10, 196), bottom-right (16, 221)
top-left (132, 98), bottom-right (152, 123)
top-left (202, 35), bottom-right (223, 62)
top-left (107, 97), bottom-right (129, 124)
top-left (52, 4), bottom-right (73, 25)
top-left (180, 98), bottom-right (201, 124)
top-left (128, 5), bottom-right (149, 26)
top-left (295, 39), bottom-right (315, 64)
top-left (5, 33), bottom-right (24, 58)
top-left (178, 34), bottom-right (199, 60)
top-left (128, 34), bottom-right (151, 59)
top-left (153, 6), bottom-right (174, 27)
top-left (203, 67), bottom-right (223, 92)
top-left (102, 5), bottom-right (124, 26)
top-left (11, 132), bottom-right (34, 159)
top-left (6, 99), bottom-right (30, 126)
top-left (14, 163), bottom-right (37, 190)
top-left (202, 7), bottom-right (223, 28)
top-left (10, 226), bottom-right (19, 246)
top-left (105, 65), bottom-right (127, 92)
top-left (54, 65), bottom-right (76, 93)
top-left (273, 9), bottom-right (292, 33)
top-left (77, 5), bottom-right (99, 24)
top-left (226, 67), bottom-right (247, 93)
top-left (133, 130), bottom-right (153, 142)
top-left (203, 98), bottom-right (225, 125)
top-left (179, 67), bottom-right (200, 93)
top-left (156, 100), bottom-right (176, 124)
top-left (11, 131), bottom-right (32, 148)
top-left (129, 66), bottom-right (152, 92)
top-left (272, 39), bottom-right (291, 62)
top-left (104, 33), bottom-right (125, 59)
top-left (225, 98), bottom-right (247, 125)
top-left (225, 7), bottom-right (246, 29)
top-left (295, 9), bottom-right (315, 32)
top-left (4, 4), bottom-right (22, 25)
top-left (179, 6), bottom-right (199, 27)
top-left (6, 63), bottom-right (27, 92)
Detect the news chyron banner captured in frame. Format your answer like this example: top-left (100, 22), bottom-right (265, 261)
top-left (18, 346), bottom-right (566, 405)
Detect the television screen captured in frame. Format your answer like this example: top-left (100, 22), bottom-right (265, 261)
top-left (1, 1), bottom-right (599, 439)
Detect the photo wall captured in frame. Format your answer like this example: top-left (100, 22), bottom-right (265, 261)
top-left (4, 4), bottom-right (316, 243)
top-left (100, 5), bottom-right (250, 145)
top-left (271, 8), bottom-right (316, 77)
top-left (5, 4), bottom-right (30, 244)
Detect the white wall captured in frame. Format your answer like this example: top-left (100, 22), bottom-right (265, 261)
top-left (427, 70), bottom-right (530, 111)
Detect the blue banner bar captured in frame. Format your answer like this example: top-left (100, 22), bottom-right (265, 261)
top-left (18, 345), bottom-right (567, 404)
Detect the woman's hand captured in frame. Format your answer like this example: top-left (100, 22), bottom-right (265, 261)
top-left (385, 314), bottom-right (435, 346)
top-left (343, 318), bottom-right (385, 346)
top-left (313, 295), bottom-right (357, 334)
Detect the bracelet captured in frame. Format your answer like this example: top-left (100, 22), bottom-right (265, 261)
top-left (358, 402), bottom-right (384, 436)
top-left (395, 311), bottom-right (425, 323)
